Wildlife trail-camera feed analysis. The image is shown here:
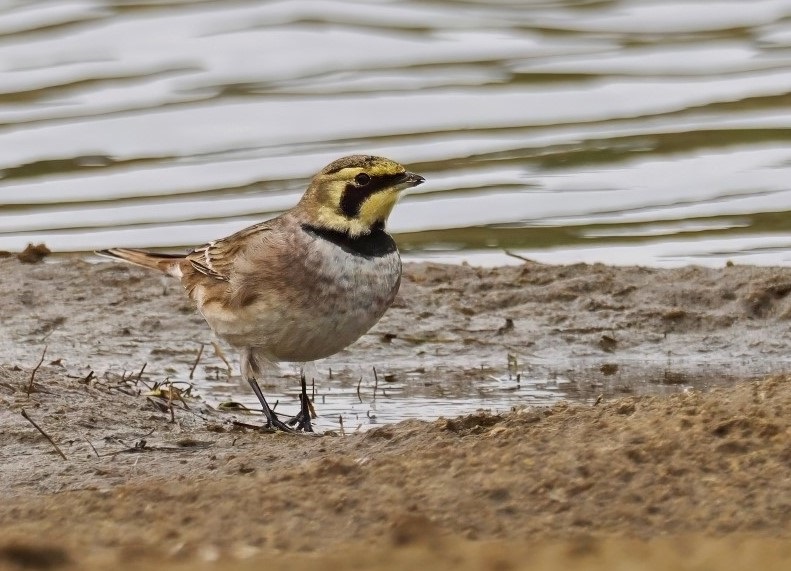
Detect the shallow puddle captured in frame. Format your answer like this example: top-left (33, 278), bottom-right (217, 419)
top-left (193, 359), bottom-right (772, 431)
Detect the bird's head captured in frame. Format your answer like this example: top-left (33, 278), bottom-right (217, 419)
top-left (297, 155), bottom-right (425, 237)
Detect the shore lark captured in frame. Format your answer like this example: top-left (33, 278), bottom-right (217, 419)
top-left (98, 155), bottom-right (424, 432)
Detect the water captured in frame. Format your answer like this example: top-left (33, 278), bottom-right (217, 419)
top-left (2, 0), bottom-right (791, 267)
top-left (197, 361), bottom-right (766, 432)
top-left (3, 0), bottom-right (791, 427)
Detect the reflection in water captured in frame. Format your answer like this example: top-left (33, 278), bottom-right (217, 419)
top-left (197, 361), bottom-right (765, 432)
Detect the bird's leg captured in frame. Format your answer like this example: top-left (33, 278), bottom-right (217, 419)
top-left (241, 347), bottom-right (295, 433)
top-left (246, 377), bottom-right (296, 432)
top-left (286, 371), bottom-right (314, 432)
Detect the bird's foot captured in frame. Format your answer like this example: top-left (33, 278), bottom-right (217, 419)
top-left (246, 374), bottom-right (314, 433)
top-left (286, 372), bottom-right (314, 432)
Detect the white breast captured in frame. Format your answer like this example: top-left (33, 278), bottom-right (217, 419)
top-left (267, 239), bottom-right (401, 362)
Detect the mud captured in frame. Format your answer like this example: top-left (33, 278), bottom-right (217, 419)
top-left (1, 256), bottom-right (791, 570)
top-left (4, 257), bottom-right (791, 411)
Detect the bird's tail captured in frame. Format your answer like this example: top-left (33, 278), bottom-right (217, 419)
top-left (96, 248), bottom-right (185, 278)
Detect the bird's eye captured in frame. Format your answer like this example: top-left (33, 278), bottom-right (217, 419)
top-left (355, 173), bottom-right (371, 186)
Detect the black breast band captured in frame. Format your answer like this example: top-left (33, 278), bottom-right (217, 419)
top-left (301, 224), bottom-right (398, 258)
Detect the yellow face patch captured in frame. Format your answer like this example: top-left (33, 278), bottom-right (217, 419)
top-left (299, 156), bottom-right (423, 236)
top-left (313, 189), bottom-right (401, 237)
top-left (357, 189), bottom-right (401, 227)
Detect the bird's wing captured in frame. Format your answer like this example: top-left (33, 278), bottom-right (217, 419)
top-left (185, 221), bottom-right (272, 282)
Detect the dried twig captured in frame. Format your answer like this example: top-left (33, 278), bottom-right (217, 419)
top-left (232, 419), bottom-right (266, 430)
top-left (80, 432), bottom-right (100, 458)
top-left (136, 362), bottom-right (147, 381)
top-left (21, 409), bottom-right (67, 460)
top-left (372, 367), bottom-right (379, 400)
top-left (504, 250), bottom-right (532, 263)
top-left (104, 443), bottom-right (211, 457)
top-left (338, 414), bottom-right (345, 436)
top-left (146, 396), bottom-right (167, 412)
top-left (27, 345), bottom-right (47, 395)
top-left (168, 389), bottom-right (175, 424)
top-left (356, 376), bottom-right (363, 403)
top-left (210, 340), bottom-right (233, 378)
top-left (189, 343), bottom-right (205, 380)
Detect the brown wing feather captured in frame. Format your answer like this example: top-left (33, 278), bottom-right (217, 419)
top-left (185, 221), bottom-right (272, 282)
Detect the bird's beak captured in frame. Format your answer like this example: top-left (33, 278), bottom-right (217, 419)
top-left (398, 171), bottom-right (425, 189)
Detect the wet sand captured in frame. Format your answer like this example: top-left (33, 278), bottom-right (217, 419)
top-left (1, 256), bottom-right (790, 570)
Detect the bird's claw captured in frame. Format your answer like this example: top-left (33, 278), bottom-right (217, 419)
top-left (246, 373), bottom-right (314, 433)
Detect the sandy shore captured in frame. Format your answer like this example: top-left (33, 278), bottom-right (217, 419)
top-left (1, 256), bottom-right (790, 570)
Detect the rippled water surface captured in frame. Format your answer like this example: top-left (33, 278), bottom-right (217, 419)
top-left (2, 0), bottom-right (791, 267)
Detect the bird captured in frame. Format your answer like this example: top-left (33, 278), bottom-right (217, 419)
top-left (97, 155), bottom-right (425, 432)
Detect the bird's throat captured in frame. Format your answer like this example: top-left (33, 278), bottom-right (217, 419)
top-left (301, 223), bottom-right (397, 258)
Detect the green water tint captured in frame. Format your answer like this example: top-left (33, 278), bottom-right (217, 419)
top-left (2, 0), bottom-right (791, 267)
